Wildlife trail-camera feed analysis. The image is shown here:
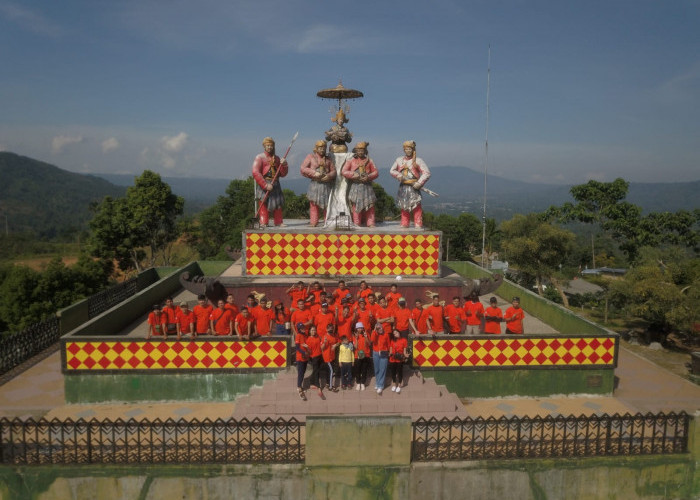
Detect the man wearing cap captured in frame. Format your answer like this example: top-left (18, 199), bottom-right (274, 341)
top-left (252, 137), bottom-right (288, 227)
top-left (301, 140), bottom-right (336, 227)
top-left (314, 301), bottom-right (336, 336)
top-left (484, 297), bottom-right (503, 334)
top-left (504, 297), bottom-right (525, 334)
top-left (389, 140), bottom-right (431, 229)
top-left (176, 301), bottom-right (195, 340)
top-left (341, 141), bottom-right (379, 227)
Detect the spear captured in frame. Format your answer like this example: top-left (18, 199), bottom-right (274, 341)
top-left (255, 131), bottom-right (299, 218)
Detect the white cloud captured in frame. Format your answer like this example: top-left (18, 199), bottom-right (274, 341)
top-left (51, 135), bottom-right (84, 154)
top-left (161, 132), bottom-right (188, 153)
top-left (101, 137), bottom-right (119, 153)
top-left (0, 2), bottom-right (64, 37)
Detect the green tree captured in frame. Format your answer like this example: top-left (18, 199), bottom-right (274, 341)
top-left (372, 183), bottom-right (399, 222)
top-left (501, 213), bottom-right (575, 304)
top-left (425, 212), bottom-right (482, 261)
top-left (89, 171), bottom-right (184, 272)
top-left (197, 178), bottom-right (255, 258)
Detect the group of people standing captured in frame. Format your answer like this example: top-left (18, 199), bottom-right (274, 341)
top-left (146, 282), bottom-right (526, 399)
top-left (253, 137), bottom-right (431, 229)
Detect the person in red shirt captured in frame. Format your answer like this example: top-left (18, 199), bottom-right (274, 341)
top-left (444, 296), bottom-right (466, 334)
top-left (464, 293), bottom-right (484, 335)
top-left (210, 300), bottom-right (233, 336)
top-left (234, 307), bottom-right (256, 338)
top-left (291, 299), bottom-right (313, 338)
top-left (253, 298), bottom-right (274, 336)
top-left (306, 325), bottom-right (324, 398)
top-left (366, 293), bottom-right (379, 319)
top-left (244, 294), bottom-right (258, 313)
top-left (356, 280), bottom-right (374, 301)
top-left (355, 298), bottom-right (373, 333)
top-left (504, 296), bottom-right (525, 334)
top-left (307, 295), bottom-right (321, 317)
top-left (294, 323), bottom-right (310, 400)
top-left (336, 303), bottom-right (355, 339)
top-left (308, 281), bottom-right (325, 305)
top-left (161, 297), bottom-right (180, 336)
top-left (353, 322), bottom-right (371, 390)
top-left (371, 322), bottom-right (391, 394)
top-left (321, 324), bottom-right (339, 392)
top-left (425, 295), bottom-right (446, 335)
top-left (224, 294), bottom-right (239, 319)
top-left (193, 295), bottom-right (213, 336)
top-left (389, 329), bottom-right (409, 393)
top-left (273, 300), bottom-right (291, 336)
top-left (176, 301), bottom-right (195, 339)
top-left (314, 302), bottom-right (335, 335)
top-left (147, 305), bottom-right (167, 339)
top-left (393, 297), bottom-right (412, 338)
top-left (332, 280), bottom-right (350, 301)
top-left (411, 299), bottom-right (428, 335)
top-left (373, 296), bottom-right (394, 335)
top-left (287, 281), bottom-right (309, 311)
top-left (385, 284), bottom-right (403, 312)
top-left (484, 297), bottom-right (503, 334)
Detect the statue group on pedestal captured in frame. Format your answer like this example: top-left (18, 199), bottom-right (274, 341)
top-left (252, 137), bottom-right (432, 230)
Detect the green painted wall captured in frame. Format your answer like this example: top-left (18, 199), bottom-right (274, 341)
top-left (66, 262), bottom-right (202, 337)
top-left (1, 454), bottom-right (696, 500)
top-left (429, 368), bottom-right (614, 398)
top-left (64, 371), bottom-right (275, 403)
top-left (445, 262), bottom-right (615, 336)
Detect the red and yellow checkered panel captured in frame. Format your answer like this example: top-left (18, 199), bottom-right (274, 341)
top-left (64, 339), bottom-right (288, 372)
top-left (412, 336), bottom-right (616, 368)
top-left (245, 232), bottom-right (440, 276)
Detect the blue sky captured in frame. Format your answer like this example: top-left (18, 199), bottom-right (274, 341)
top-left (1, 0), bottom-right (698, 185)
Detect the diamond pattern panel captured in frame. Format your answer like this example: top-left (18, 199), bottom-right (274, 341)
top-left (245, 232), bottom-right (440, 276)
top-left (412, 336), bottom-right (616, 368)
top-left (64, 340), bottom-right (288, 371)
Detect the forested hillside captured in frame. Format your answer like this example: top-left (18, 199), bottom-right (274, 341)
top-left (0, 152), bottom-right (125, 238)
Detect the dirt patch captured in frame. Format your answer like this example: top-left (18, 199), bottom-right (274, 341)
top-left (13, 256), bottom-right (79, 270)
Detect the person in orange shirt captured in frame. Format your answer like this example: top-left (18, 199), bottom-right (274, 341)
top-left (273, 300), bottom-right (291, 336)
top-left (336, 303), bottom-right (355, 340)
top-left (234, 308), bottom-right (256, 338)
top-left (147, 304), bottom-right (167, 339)
top-left (306, 326), bottom-right (324, 398)
top-left (332, 280), bottom-right (350, 301)
top-left (355, 298), bottom-right (373, 333)
top-left (371, 322), bottom-right (391, 394)
top-left (444, 296), bottom-right (466, 334)
top-left (425, 295), bottom-right (446, 335)
top-left (353, 322), bottom-right (371, 390)
top-left (176, 301), bottom-right (195, 339)
top-left (161, 296), bottom-right (180, 336)
top-left (356, 280), bottom-right (374, 301)
top-left (374, 296), bottom-right (394, 335)
top-left (291, 298), bottom-right (313, 349)
top-left (286, 281), bottom-right (309, 311)
top-left (294, 323), bottom-right (310, 400)
top-left (389, 329), bottom-right (409, 393)
top-left (393, 297), bottom-right (412, 338)
top-left (385, 284), bottom-right (403, 312)
top-left (484, 297), bottom-right (503, 334)
top-left (504, 296), bottom-right (525, 334)
top-left (210, 300), bottom-right (233, 336)
top-left (193, 295), bottom-right (213, 336)
top-left (321, 324), bottom-right (339, 392)
top-left (314, 302), bottom-right (336, 337)
top-left (308, 281), bottom-right (325, 305)
top-left (411, 298), bottom-right (428, 335)
top-left (253, 298), bottom-right (275, 336)
top-left (464, 293), bottom-right (484, 335)
top-left (224, 294), bottom-right (239, 319)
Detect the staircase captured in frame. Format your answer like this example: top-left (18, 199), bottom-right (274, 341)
top-left (232, 366), bottom-right (467, 422)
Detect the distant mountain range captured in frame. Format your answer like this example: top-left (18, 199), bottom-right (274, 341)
top-left (1, 152), bottom-right (696, 238)
top-left (0, 152), bottom-right (125, 238)
top-left (99, 167), bottom-right (699, 221)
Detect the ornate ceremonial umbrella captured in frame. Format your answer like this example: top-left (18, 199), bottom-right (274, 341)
top-left (316, 81), bottom-right (364, 109)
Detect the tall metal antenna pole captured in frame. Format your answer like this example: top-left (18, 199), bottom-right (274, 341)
top-left (480, 46), bottom-right (491, 269)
